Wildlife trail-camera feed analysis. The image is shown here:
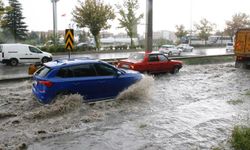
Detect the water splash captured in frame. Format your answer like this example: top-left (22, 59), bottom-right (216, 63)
top-left (26, 94), bottom-right (83, 119)
top-left (117, 75), bottom-right (154, 101)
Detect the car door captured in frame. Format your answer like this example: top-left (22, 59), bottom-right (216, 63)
top-left (55, 64), bottom-right (102, 100)
top-left (27, 46), bottom-right (44, 63)
top-left (93, 62), bottom-right (129, 100)
top-left (158, 54), bottom-right (172, 72)
top-left (147, 54), bottom-right (161, 73)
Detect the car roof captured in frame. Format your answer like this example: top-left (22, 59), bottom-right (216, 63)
top-left (160, 44), bottom-right (175, 47)
top-left (44, 58), bottom-right (100, 69)
top-left (134, 51), bottom-right (166, 55)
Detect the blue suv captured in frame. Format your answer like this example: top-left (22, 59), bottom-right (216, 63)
top-left (32, 58), bottom-right (143, 104)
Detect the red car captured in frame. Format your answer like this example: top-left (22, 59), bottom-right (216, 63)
top-left (117, 52), bottom-right (183, 74)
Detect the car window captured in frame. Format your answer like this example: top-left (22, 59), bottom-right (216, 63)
top-left (71, 64), bottom-right (96, 77)
top-left (35, 66), bottom-right (51, 77)
top-left (29, 46), bottom-right (42, 53)
top-left (94, 63), bottom-right (116, 76)
top-left (0, 45), bottom-right (2, 52)
top-left (128, 53), bottom-right (144, 61)
top-left (56, 67), bottom-right (74, 78)
top-left (148, 54), bottom-right (159, 62)
top-left (158, 54), bottom-right (168, 61)
top-left (227, 43), bottom-right (233, 46)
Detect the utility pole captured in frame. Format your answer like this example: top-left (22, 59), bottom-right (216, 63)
top-left (51, 0), bottom-right (59, 45)
top-left (145, 0), bottom-right (153, 52)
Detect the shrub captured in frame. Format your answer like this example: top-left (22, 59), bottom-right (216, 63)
top-left (231, 126), bottom-right (250, 150)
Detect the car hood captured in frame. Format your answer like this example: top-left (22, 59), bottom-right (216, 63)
top-left (43, 51), bottom-right (53, 57)
top-left (170, 59), bottom-right (183, 65)
top-left (119, 59), bottom-right (142, 64)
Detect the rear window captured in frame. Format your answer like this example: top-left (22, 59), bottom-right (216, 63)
top-left (128, 53), bottom-right (145, 61)
top-left (35, 66), bottom-right (51, 77)
top-left (227, 43), bottom-right (233, 46)
top-left (161, 45), bottom-right (174, 48)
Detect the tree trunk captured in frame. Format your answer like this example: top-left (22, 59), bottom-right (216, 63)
top-left (94, 35), bottom-right (100, 51)
top-left (130, 37), bottom-right (134, 48)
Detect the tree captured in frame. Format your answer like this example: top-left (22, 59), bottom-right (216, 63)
top-left (116, 0), bottom-right (143, 47)
top-left (1, 0), bottom-right (28, 43)
top-left (175, 25), bottom-right (188, 44)
top-left (194, 18), bottom-right (215, 45)
top-left (224, 13), bottom-right (250, 41)
top-left (72, 0), bottom-right (115, 50)
top-left (0, 0), bottom-right (4, 22)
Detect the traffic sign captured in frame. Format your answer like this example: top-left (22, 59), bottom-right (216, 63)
top-left (65, 29), bottom-right (74, 50)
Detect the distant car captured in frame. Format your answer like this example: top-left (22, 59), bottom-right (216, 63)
top-left (159, 44), bottom-right (182, 56)
top-left (32, 58), bottom-right (143, 104)
top-left (117, 52), bottom-right (183, 74)
top-left (177, 44), bottom-right (194, 52)
top-left (226, 42), bottom-right (234, 51)
top-left (76, 42), bottom-right (95, 50)
top-left (0, 43), bottom-right (53, 66)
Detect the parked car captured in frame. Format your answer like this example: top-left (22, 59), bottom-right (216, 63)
top-left (76, 42), bottom-right (95, 50)
top-left (0, 43), bottom-right (52, 66)
top-left (32, 58), bottom-right (143, 104)
top-left (226, 42), bottom-right (234, 51)
top-left (117, 52), bottom-right (183, 74)
top-left (159, 44), bottom-right (182, 56)
top-left (177, 44), bottom-right (194, 52)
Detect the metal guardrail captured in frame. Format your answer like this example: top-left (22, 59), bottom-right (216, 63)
top-left (0, 54), bottom-right (235, 82)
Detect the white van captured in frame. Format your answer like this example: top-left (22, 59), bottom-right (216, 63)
top-left (226, 42), bottom-right (234, 51)
top-left (0, 44), bottom-right (52, 66)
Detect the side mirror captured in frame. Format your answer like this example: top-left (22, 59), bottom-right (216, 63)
top-left (116, 70), bottom-right (123, 77)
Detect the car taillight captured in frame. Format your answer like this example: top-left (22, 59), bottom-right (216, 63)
top-left (38, 80), bottom-right (53, 87)
top-left (130, 64), bottom-right (135, 69)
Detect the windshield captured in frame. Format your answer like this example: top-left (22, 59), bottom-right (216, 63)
top-left (128, 53), bottom-right (145, 61)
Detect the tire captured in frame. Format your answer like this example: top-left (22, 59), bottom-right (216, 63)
top-left (42, 57), bottom-right (49, 64)
top-left (9, 58), bottom-right (18, 66)
top-left (235, 61), bottom-right (247, 69)
top-left (171, 66), bottom-right (180, 74)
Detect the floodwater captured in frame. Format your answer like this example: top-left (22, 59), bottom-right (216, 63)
top-left (0, 62), bottom-right (250, 150)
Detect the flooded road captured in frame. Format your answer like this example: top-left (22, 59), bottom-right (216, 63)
top-left (0, 62), bottom-right (250, 150)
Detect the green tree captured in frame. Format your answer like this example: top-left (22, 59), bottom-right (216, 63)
top-left (194, 18), bottom-right (215, 45)
top-left (175, 25), bottom-right (188, 39)
top-left (224, 13), bottom-right (250, 41)
top-left (0, 0), bottom-right (4, 22)
top-left (116, 0), bottom-right (143, 47)
top-left (72, 0), bottom-right (115, 50)
top-left (175, 24), bottom-right (188, 44)
top-left (1, 0), bottom-right (28, 42)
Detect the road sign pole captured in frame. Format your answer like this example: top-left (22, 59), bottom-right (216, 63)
top-left (65, 29), bottom-right (74, 59)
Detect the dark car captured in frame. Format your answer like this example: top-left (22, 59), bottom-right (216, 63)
top-left (117, 52), bottom-right (183, 74)
top-left (32, 58), bottom-right (143, 104)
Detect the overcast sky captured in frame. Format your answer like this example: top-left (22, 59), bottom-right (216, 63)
top-left (3, 0), bottom-right (250, 34)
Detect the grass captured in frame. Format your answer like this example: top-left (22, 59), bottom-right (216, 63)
top-left (227, 99), bottom-right (244, 105)
top-left (231, 126), bottom-right (250, 150)
top-left (183, 56), bottom-right (235, 65)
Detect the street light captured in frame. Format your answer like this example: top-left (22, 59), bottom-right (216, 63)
top-left (51, 0), bottom-right (60, 45)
